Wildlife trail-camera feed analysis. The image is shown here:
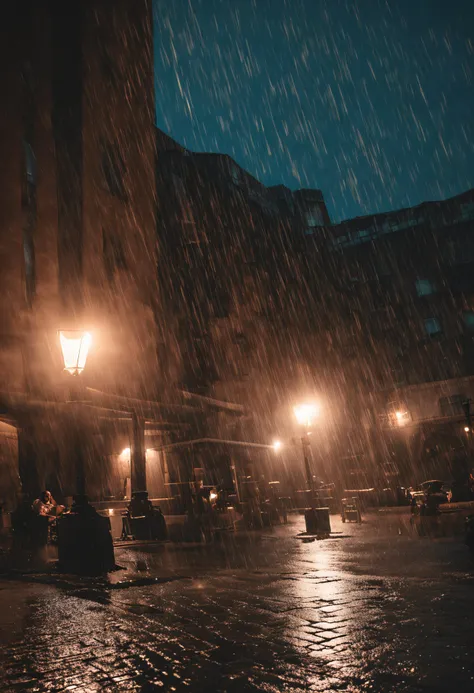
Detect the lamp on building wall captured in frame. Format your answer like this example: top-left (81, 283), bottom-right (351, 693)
top-left (392, 408), bottom-right (411, 427)
top-left (58, 330), bottom-right (92, 376)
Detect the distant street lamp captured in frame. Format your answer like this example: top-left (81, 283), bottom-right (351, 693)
top-left (294, 401), bottom-right (331, 535)
top-left (391, 406), bottom-right (411, 427)
top-left (294, 403), bottom-right (320, 428)
top-left (272, 439), bottom-right (282, 452)
top-left (293, 402), bottom-right (320, 503)
top-left (462, 399), bottom-right (473, 462)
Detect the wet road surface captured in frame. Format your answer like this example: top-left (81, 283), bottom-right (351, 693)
top-left (0, 514), bottom-right (473, 692)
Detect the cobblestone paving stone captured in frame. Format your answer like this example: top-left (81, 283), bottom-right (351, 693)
top-left (1, 515), bottom-right (474, 692)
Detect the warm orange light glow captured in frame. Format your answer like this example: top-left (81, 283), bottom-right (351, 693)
top-left (464, 426), bottom-right (470, 433)
top-left (121, 447), bottom-right (131, 456)
top-left (272, 440), bottom-right (282, 451)
top-left (395, 410), bottom-right (411, 426)
top-left (294, 402), bottom-right (320, 427)
top-left (59, 330), bottom-right (92, 375)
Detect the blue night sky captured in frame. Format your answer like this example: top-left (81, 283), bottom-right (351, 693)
top-left (153, 0), bottom-right (474, 222)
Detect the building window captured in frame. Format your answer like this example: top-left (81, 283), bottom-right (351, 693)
top-left (228, 332), bottom-right (250, 378)
top-left (97, 31), bottom-right (117, 88)
top-left (23, 141), bottom-right (36, 185)
top-left (390, 366), bottom-right (406, 386)
top-left (172, 174), bottom-right (199, 243)
top-left (416, 279), bottom-right (436, 297)
top-left (448, 238), bottom-right (474, 265)
top-left (463, 312), bottom-right (474, 330)
top-left (357, 228), bottom-right (372, 240)
top-left (230, 164), bottom-right (241, 186)
top-left (103, 230), bottom-right (127, 281)
top-left (306, 206), bottom-right (324, 228)
top-left (439, 394), bottom-right (467, 417)
top-left (459, 202), bottom-right (474, 222)
top-left (101, 142), bottom-right (126, 199)
top-left (375, 254), bottom-right (391, 277)
top-left (390, 217), bottom-right (422, 232)
top-left (424, 317), bottom-right (442, 336)
top-left (21, 140), bottom-right (37, 306)
top-left (211, 288), bottom-right (231, 319)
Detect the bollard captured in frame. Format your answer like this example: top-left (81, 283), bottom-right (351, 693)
top-left (305, 507), bottom-right (331, 534)
top-left (57, 496), bottom-right (115, 575)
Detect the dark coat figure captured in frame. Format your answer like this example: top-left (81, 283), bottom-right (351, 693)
top-left (11, 494), bottom-right (49, 550)
top-left (450, 456), bottom-right (472, 503)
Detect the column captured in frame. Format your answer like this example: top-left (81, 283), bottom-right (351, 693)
top-left (131, 413), bottom-right (146, 494)
top-left (73, 423), bottom-right (86, 498)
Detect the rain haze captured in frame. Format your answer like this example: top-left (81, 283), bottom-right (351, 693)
top-left (1, 1), bottom-right (474, 691)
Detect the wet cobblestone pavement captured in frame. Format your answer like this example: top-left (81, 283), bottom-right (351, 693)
top-left (1, 514), bottom-right (474, 692)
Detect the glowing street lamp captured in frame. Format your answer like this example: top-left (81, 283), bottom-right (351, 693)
top-left (272, 439), bottom-right (282, 452)
top-left (57, 330), bottom-right (93, 496)
top-left (392, 409), bottom-right (412, 427)
top-left (55, 328), bottom-right (115, 574)
top-left (293, 402), bottom-right (320, 428)
top-left (294, 402), bottom-right (320, 506)
top-left (59, 330), bottom-right (92, 376)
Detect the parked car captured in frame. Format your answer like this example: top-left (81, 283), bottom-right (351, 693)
top-left (409, 480), bottom-right (450, 501)
top-left (409, 480), bottom-right (450, 516)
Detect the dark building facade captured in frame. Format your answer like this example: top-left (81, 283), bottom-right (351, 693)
top-left (0, 1), bottom-right (333, 510)
top-left (0, 1), bottom-right (169, 507)
top-left (152, 130), bottom-right (334, 494)
top-left (314, 189), bottom-right (474, 483)
top-left (4, 2), bottom-right (471, 509)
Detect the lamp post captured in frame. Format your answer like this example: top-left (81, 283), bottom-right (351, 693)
top-left (293, 403), bottom-right (319, 505)
top-left (294, 402), bottom-right (330, 535)
top-left (58, 330), bottom-right (92, 497)
top-left (58, 329), bottom-right (115, 574)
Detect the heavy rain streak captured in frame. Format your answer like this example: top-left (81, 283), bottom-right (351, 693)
top-left (0, 1), bottom-right (473, 692)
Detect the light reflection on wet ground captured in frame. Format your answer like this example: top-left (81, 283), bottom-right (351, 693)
top-left (1, 514), bottom-right (473, 691)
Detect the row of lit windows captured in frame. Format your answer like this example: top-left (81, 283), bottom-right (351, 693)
top-left (390, 395), bottom-right (471, 421)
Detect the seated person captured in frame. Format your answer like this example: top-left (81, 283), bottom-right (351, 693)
top-left (128, 492), bottom-right (153, 518)
top-left (32, 490), bottom-right (65, 518)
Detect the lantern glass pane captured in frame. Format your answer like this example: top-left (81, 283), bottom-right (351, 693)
top-left (59, 331), bottom-right (92, 374)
